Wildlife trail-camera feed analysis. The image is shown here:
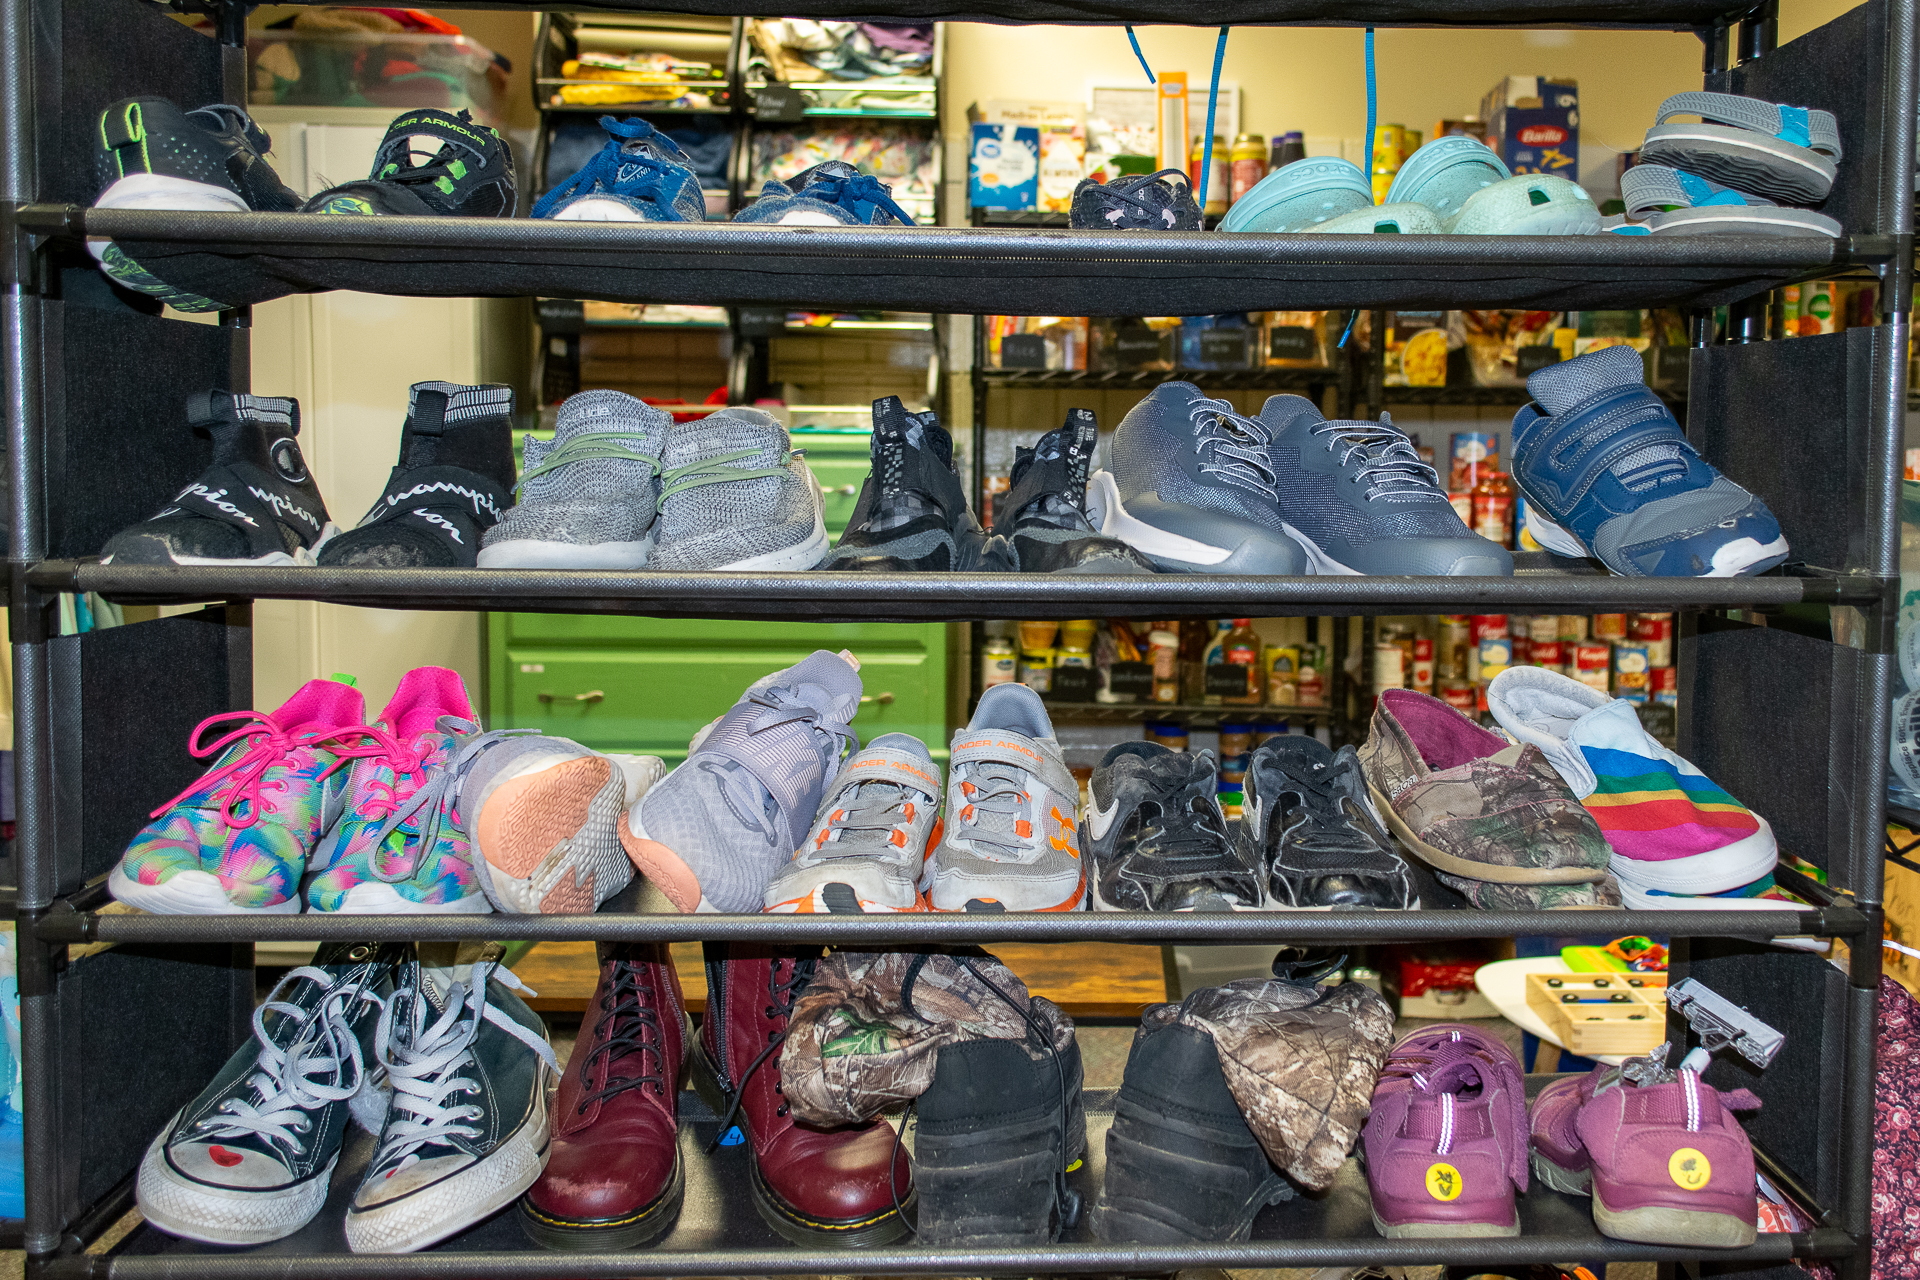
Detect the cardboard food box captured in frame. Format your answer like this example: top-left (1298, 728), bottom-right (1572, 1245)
top-left (971, 101), bottom-right (1088, 213)
top-left (1525, 971), bottom-right (1668, 1056)
top-left (1391, 954), bottom-right (1497, 1019)
top-left (1481, 75), bottom-right (1579, 179)
top-left (969, 123), bottom-right (1039, 210)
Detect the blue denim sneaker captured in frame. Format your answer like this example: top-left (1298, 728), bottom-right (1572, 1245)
top-left (1511, 345), bottom-right (1789, 577)
top-left (732, 160), bottom-right (915, 226)
top-left (532, 116), bottom-right (705, 222)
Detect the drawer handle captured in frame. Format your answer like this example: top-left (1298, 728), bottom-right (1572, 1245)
top-left (538, 690), bottom-right (605, 705)
top-left (859, 692), bottom-right (895, 706)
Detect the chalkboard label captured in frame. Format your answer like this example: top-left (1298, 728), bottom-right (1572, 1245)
top-left (1114, 326), bottom-right (1166, 368)
top-left (1107, 661), bottom-right (1155, 698)
top-left (1205, 663), bottom-right (1254, 697)
top-left (755, 84), bottom-right (808, 123)
top-left (736, 307), bottom-right (788, 337)
top-left (1001, 333), bottom-right (1049, 368)
top-left (1268, 325), bottom-right (1318, 363)
top-left (1516, 345), bottom-right (1561, 377)
top-left (535, 298), bottom-right (584, 335)
top-left (1199, 328), bottom-right (1250, 367)
top-left (1051, 666), bottom-right (1098, 702)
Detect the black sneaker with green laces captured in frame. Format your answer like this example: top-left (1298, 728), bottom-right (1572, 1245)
top-left (305, 108), bottom-right (516, 218)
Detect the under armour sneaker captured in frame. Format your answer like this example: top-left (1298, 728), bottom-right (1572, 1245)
top-left (1511, 345), bottom-right (1788, 577)
top-left (318, 382), bottom-right (516, 569)
top-left (1488, 665), bottom-right (1777, 900)
top-left (1069, 170), bottom-right (1203, 230)
top-left (90, 97), bottom-right (302, 312)
top-left (733, 160), bottom-right (916, 226)
top-left (622, 650), bottom-right (863, 913)
top-left (101, 391), bottom-right (337, 566)
top-left (456, 735), bottom-right (667, 914)
top-left (109, 678), bottom-right (369, 915)
top-left (763, 733), bottom-right (942, 913)
top-left (307, 666), bottom-right (493, 914)
top-left (925, 683), bottom-right (1085, 913)
top-left (1085, 383), bottom-right (1311, 575)
top-left (305, 108), bottom-right (515, 217)
top-left (821, 397), bottom-right (1002, 572)
top-left (1001, 410), bottom-right (1155, 575)
top-left (346, 943), bottom-right (558, 1254)
top-left (532, 115), bottom-right (705, 222)
top-left (1081, 742), bottom-right (1259, 912)
top-left (479, 390), bottom-right (670, 570)
top-left (137, 945), bottom-right (400, 1245)
top-left (1364, 1025), bottom-right (1528, 1238)
top-left (1242, 735), bottom-right (1416, 910)
top-left (649, 409), bottom-right (829, 571)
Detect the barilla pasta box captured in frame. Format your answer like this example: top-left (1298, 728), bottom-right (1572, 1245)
top-left (1481, 76), bottom-right (1578, 179)
top-left (969, 124), bottom-right (1040, 210)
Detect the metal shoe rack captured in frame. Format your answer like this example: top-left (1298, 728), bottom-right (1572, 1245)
top-left (2, 0), bottom-right (1910, 1274)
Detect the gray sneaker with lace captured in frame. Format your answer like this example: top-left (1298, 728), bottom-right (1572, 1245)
top-left (650, 408), bottom-right (829, 571)
top-left (478, 389), bottom-right (670, 570)
top-left (345, 943), bottom-right (559, 1255)
top-left (924, 683), bottom-right (1086, 912)
top-left (764, 732), bottom-right (943, 913)
top-left (621, 650), bottom-right (863, 913)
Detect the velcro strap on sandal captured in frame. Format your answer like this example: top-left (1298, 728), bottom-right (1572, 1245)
top-left (1654, 91), bottom-right (1843, 160)
top-left (1515, 383), bottom-right (1691, 508)
top-left (1621, 164), bottom-right (1773, 217)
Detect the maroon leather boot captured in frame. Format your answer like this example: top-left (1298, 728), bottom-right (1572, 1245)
top-left (693, 944), bottom-right (914, 1245)
top-left (519, 943), bottom-right (688, 1250)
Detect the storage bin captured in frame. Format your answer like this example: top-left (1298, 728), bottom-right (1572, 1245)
top-left (249, 30), bottom-right (508, 125)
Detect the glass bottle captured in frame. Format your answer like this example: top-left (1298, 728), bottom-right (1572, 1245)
top-left (1221, 618), bottom-right (1265, 706)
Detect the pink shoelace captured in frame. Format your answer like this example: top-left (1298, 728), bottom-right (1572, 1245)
top-left (150, 711), bottom-right (381, 830)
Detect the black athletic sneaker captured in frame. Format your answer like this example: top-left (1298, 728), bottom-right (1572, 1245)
top-left (1080, 742), bottom-right (1262, 912)
top-left (90, 97), bottom-right (303, 311)
top-left (317, 382), bottom-right (516, 569)
top-left (914, 1002), bottom-right (1086, 1245)
top-left (820, 397), bottom-right (1003, 571)
top-left (305, 108), bottom-right (516, 218)
top-left (101, 391), bottom-right (336, 566)
top-left (345, 943), bottom-right (559, 1255)
top-left (1094, 1019), bottom-right (1292, 1244)
top-left (136, 943), bottom-right (400, 1246)
top-left (1000, 410), bottom-right (1155, 575)
top-left (1241, 735), bottom-right (1416, 910)
top-left (1069, 169), bottom-right (1203, 230)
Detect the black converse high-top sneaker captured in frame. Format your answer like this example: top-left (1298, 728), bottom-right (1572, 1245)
top-left (100, 391), bottom-right (336, 566)
top-left (318, 382), bottom-right (516, 569)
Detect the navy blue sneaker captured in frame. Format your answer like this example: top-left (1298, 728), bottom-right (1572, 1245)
top-left (1511, 346), bottom-right (1789, 577)
top-left (733, 160), bottom-right (915, 226)
top-left (533, 116), bottom-right (704, 223)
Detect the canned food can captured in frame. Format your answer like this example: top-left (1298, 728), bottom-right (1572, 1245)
top-left (1471, 615), bottom-right (1509, 642)
top-left (1558, 615), bottom-right (1589, 642)
top-left (1440, 679), bottom-right (1477, 711)
top-left (1651, 666), bottom-right (1678, 704)
top-left (983, 639), bottom-right (1017, 687)
top-left (1574, 642), bottom-right (1612, 693)
top-left (1511, 635), bottom-right (1531, 666)
top-left (1528, 615), bottom-right (1561, 643)
top-left (1631, 614), bottom-right (1674, 668)
top-left (1531, 640), bottom-right (1565, 670)
top-left (1373, 643), bottom-right (1406, 690)
top-left (1613, 644), bottom-right (1650, 703)
top-left (1019, 650), bottom-right (1055, 693)
top-left (1479, 636), bottom-right (1513, 668)
top-left (1412, 659), bottom-right (1435, 692)
top-left (1593, 613), bottom-right (1628, 641)
top-left (1449, 492), bottom-right (1473, 524)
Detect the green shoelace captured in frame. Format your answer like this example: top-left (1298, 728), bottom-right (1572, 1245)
top-left (659, 447), bottom-right (795, 500)
top-left (516, 430), bottom-right (661, 494)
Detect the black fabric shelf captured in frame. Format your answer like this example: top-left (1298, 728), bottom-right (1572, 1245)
top-left (26, 208), bottom-right (1877, 315)
top-left (32, 560), bottom-right (1879, 623)
top-left (73, 1085), bottom-right (1851, 1279)
top-left (982, 367), bottom-right (1337, 389)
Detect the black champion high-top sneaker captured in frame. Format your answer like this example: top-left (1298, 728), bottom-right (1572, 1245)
top-left (318, 382), bottom-right (517, 569)
top-left (101, 391), bottom-right (337, 566)
top-left (1001, 410), bottom-right (1155, 574)
top-left (821, 396), bottom-right (1002, 572)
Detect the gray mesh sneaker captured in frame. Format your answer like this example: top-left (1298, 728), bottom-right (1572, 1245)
top-left (924, 683), bottom-right (1085, 913)
top-left (621, 650), bottom-right (863, 913)
top-left (763, 732), bottom-right (943, 913)
top-left (1255, 394), bottom-right (1513, 576)
top-left (478, 390), bottom-right (670, 570)
top-left (1085, 382), bottom-right (1311, 575)
top-left (650, 409), bottom-right (829, 571)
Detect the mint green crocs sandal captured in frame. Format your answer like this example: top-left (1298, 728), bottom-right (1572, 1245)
top-left (1384, 134), bottom-right (1511, 229)
top-left (1218, 157), bottom-right (1372, 232)
top-left (1639, 92), bottom-right (1840, 204)
top-left (1307, 202), bottom-right (1445, 234)
top-left (1451, 173), bottom-right (1600, 235)
top-left (1622, 163), bottom-right (1841, 237)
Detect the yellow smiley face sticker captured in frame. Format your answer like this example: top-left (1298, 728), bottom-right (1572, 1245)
top-left (1425, 1162), bottom-right (1464, 1201)
top-left (1669, 1148), bottom-right (1712, 1190)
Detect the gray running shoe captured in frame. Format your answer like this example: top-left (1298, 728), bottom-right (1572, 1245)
top-left (763, 732), bottom-right (943, 913)
top-left (924, 683), bottom-right (1085, 912)
top-left (1081, 742), bottom-right (1260, 912)
top-left (1257, 394), bottom-right (1514, 576)
top-left (621, 650), bottom-right (862, 913)
top-left (650, 409), bottom-right (829, 571)
top-left (1086, 382), bottom-right (1310, 574)
top-left (478, 390), bottom-right (670, 570)
top-left (346, 943), bottom-right (558, 1254)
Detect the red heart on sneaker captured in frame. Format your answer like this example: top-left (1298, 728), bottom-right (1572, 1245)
top-left (207, 1146), bottom-right (243, 1168)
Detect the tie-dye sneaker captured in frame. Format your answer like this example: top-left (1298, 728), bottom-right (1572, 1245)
top-left (1487, 666), bottom-right (1776, 900)
top-left (307, 667), bottom-right (493, 914)
top-left (109, 679), bottom-right (369, 914)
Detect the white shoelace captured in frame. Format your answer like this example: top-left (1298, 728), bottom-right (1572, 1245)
top-left (195, 964), bottom-right (384, 1156)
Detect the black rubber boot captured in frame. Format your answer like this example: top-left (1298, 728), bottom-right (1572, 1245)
top-left (913, 1035), bottom-right (1087, 1246)
top-left (1094, 1020), bottom-right (1293, 1243)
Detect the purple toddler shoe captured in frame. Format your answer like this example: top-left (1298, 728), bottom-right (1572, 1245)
top-left (1362, 1024), bottom-right (1527, 1237)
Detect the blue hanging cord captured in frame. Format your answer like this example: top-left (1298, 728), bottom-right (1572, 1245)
top-left (1125, 27), bottom-right (1155, 84)
top-left (1338, 28), bottom-right (1376, 351)
top-left (1198, 25), bottom-right (1229, 225)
